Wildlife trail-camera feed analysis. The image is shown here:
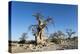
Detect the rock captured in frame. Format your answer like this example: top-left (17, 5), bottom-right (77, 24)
top-left (36, 45), bottom-right (42, 49)
top-left (29, 44), bottom-right (36, 50)
top-left (23, 45), bottom-right (29, 49)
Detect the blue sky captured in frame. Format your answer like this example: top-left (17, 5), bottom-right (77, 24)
top-left (10, 1), bottom-right (78, 41)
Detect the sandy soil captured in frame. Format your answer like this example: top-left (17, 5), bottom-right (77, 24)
top-left (9, 40), bottom-right (78, 53)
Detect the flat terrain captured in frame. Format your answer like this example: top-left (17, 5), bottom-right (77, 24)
top-left (9, 40), bottom-right (78, 53)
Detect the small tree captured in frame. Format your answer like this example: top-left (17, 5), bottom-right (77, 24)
top-left (66, 29), bottom-right (75, 39)
top-left (18, 33), bottom-right (28, 45)
top-left (49, 31), bottom-right (65, 44)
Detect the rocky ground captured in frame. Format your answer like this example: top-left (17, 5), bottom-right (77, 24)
top-left (10, 43), bottom-right (59, 53)
top-left (9, 40), bottom-right (78, 53)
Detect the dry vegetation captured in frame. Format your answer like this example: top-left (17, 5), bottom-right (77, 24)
top-left (9, 13), bottom-right (78, 53)
top-left (9, 36), bottom-right (78, 53)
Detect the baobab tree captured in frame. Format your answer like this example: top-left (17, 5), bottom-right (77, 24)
top-left (29, 13), bottom-right (54, 45)
top-left (18, 33), bottom-right (28, 45)
top-left (66, 29), bottom-right (75, 39)
top-left (49, 31), bottom-right (65, 44)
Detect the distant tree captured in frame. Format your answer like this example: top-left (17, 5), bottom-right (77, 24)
top-left (72, 36), bottom-right (78, 40)
top-left (50, 31), bottom-right (65, 39)
top-left (18, 33), bottom-right (28, 45)
top-left (49, 30), bottom-right (65, 44)
top-left (66, 29), bottom-right (75, 39)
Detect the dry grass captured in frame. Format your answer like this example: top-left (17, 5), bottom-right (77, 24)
top-left (9, 39), bottom-right (78, 53)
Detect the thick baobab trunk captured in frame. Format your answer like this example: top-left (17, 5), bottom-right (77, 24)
top-left (35, 19), bottom-right (44, 45)
top-left (36, 28), bottom-right (44, 45)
